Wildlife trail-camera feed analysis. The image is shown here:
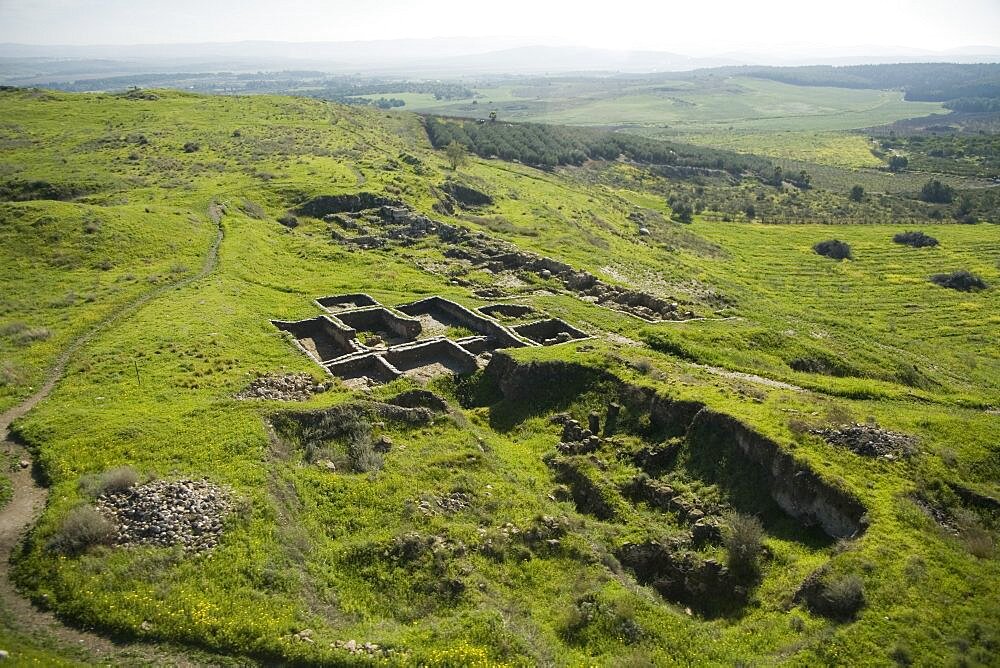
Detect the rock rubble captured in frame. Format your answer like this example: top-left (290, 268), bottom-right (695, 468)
top-left (96, 479), bottom-right (231, 552)
top-left (811, 423), bottom-right (917, 459)
top-left (236, 372), bottom-right (329, 401)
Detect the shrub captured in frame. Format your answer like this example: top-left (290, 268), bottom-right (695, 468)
top-left (348, 435), bottom-right (383, 473)
top-left (920, 179), bottom-right (955, 204)
top-left (561, 593), bottom-right (643, 645)
top-left (893, 230), bottom-right (938, 248)
top-left (182, 141), bottom-right (200, 153)
top-left (850, 185), bottom-right (865, 202)
top-left (47, 505), bottom-right (115, 555)
top-left (962, 528), bottom-right (994, 559)
top-left (0, 360), bottom-right (29, 387)
top-left (1, 322), bottom-right (51, 346)
top-left (890, 643), bottom-right (914, 666)
top-left (823, 574), bottom-right (866, 618)
top-left (796, 567), bottom-right (866, 619)
top-left (722, 511), bottom-right (764, 577)
top-left (79, 466), bottom-right (140, 497)
top-left (240, 198), bottom-right (266, 220)
top-left (632, 358), bottom-right (654, 375)
top-left (930, 270), bottom-right (987, 292)
top-left (671, 200), bottom-right (693, 223)
top-left (277, 213), bottom-right (299, 228)
top-left (813, 239), bottom-right (852, 260)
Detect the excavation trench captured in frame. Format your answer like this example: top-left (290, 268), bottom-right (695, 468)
top-left (483, 351), bottom-right (867, 540)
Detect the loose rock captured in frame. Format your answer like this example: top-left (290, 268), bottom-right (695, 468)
top-left (810, 423), bottom-right (917, 459)
top-left (95, 478), bottom-right (231, 553)
top-left (236, 372), bottom-right (326, 401)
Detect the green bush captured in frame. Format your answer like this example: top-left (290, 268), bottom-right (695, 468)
top-left (919, 179), bottom-right (954, 204)
top-left (46, 505), bottom-right (115, 555)
top-left (79, 466), bottom-right (139, 497)
top-left (813, 239), bottom-right (852, 260)
top-left (1, 322), bottom-right (51, 346)
top-left (0, 360), bottom-right (29, 387)
top-left (722, 511), bottom-right (764, 577)
top-left (893, 230), bottom-right (938, 248)
top-left (930, 270), bottom-right (987, 292)
top-left (823, 574), bottom-right (866, 618)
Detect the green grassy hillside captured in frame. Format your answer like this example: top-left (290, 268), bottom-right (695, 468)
top-left (1, 88), bottom-right (997, 666)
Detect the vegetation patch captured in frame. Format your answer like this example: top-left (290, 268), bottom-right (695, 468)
top-left (794, 566), bottom-right (866, 620)
top-left (0, 179), bottom-right (96, 202)
top-left (893, 230), bottom-right (939, 247)
top-left (813, 239), bottom-right (853, 260)
top-left (46, 504), bottom-right (115, 555)
top-left (930, 270), bottom-right (987, 292)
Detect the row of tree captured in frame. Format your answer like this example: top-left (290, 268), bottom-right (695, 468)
top-left (424, 116), bottom-right (774, 177)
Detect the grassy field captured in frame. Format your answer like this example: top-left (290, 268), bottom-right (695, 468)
top-left (386, 75), bottom-right (946, 169)
top-left (669, 131), bottom-right (884, 169)
top-left (394, 77), bottom-right (944, 131)
top-left (0, 88), bottom-right (997, 665)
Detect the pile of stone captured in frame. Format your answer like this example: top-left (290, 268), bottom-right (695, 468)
top-left (811, 423), bottom-right (917, 459)
top-left (416, 492), bottom-right (472, 516)
top-left (236, 373), bottom-right (329, 401)
top-left (553, 407), bottom-right (623, 454)
top-left (556, 416), bottom-right (602, 454)
top-left (95, 479), bottom-right (231, 552)
top-left (330, 639), bottom-right (397, 658)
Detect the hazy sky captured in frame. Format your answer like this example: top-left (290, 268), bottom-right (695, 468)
top-left (1, 0), bottom-right (999, 53)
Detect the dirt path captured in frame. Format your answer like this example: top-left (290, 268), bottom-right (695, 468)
top-left (0, 206), bottom-right (227, 665)
top-left (692, 363), bottom-right (806, 392)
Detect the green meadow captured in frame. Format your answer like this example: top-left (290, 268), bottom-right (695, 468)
top-left (0, 88), bottom-right (997, 665)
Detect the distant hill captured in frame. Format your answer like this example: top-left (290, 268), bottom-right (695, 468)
top-left (717, 63), bottom-right (1000, 102)
top-left (2, 40), bottom-right (998, 83)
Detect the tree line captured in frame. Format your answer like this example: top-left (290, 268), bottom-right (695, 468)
top-left (424, 116), bottom-right (774, 177)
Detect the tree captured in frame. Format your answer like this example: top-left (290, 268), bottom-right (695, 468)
top-left (444, 140), bottom-right (467, 170)
top-left (850, 185), bottom-right (865, 202)
top-left (671, 200), bottom-right (693, 223)
top-left (888, 155), bottom-right (908, 172)
top-left (919, 179), bottom-right (954, 204)
top-left (769, 166), bottom-right (784, 187)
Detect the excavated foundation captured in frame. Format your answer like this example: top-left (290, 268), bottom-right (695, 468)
top-left (272, 316), bottom-right (364, 364)
top-left (478, 303), bottom-right (537, 321)
top-left (274, 294), bottom-right (581, 387)
top-left (316, 293), bottom-right (379, 312)
top-left (513, 318), bottom-right (589, 346)
top-left (332, 307), bottom-right (422, 346)
top-left (383, 339), bottom-right (479, 382)
top-left (397, 297), bottom-right (529, 349)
